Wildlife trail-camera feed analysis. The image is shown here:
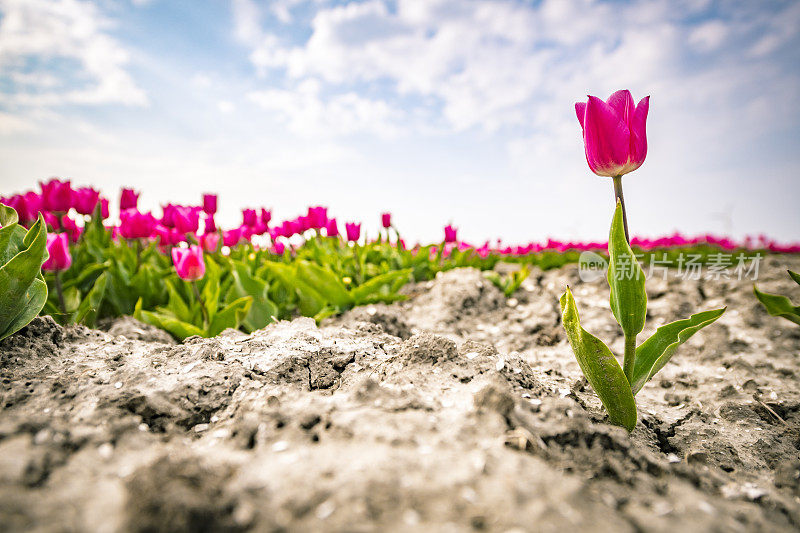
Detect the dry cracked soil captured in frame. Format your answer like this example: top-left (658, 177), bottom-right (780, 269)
top-left (1, 256), bottom-right (800, 532)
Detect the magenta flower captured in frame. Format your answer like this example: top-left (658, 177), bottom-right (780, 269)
top-left (381, 212), bottom-right (392, 229)
top-left (345, 222), bottom-right (361, 242)
top-left (40, 178), bottom-right (73, 212)
top-left (326, 218), bottom-right (339, 238)
top-left (202, 194), bottom-right (217, 215)
top-left (242, 208), bottom-right (258, 227)
top-left (42, 233), bottom-right (72, 272)
top-left (171, 245), bottom-right (205, 281)
top-left (60, 215), bottom-right (82, 243)
top-left (43, 212), bottom-right (60, 231)
top-left (575, 90), bottom-right (649, 177)
top-left (307, 206), bottom-right (328, 229)
top-left (100, 198), bottom-right (109, 219)
top-left (260, 209), bottom-right (272, 226)
top-left (172, 206), bottom-right (200, 234)
top-left (444, 224), bottom-right (457, 243)
top-left (223, 228), bottom-right (244, 247)
top-left (201, 232), bottom-right (220, 253)
top-left (272, 240), bottom-right (286, 255)
top-left (120, 188), bottom-right (139, 211)
top-left (72, 187), bottom-right (101, 215)
top-left (120, 209), bottom-right (157, 239)
top-left (203, 214), bottom-right (216, 234)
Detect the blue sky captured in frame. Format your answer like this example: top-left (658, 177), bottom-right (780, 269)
top-left (1, 0), bottom-right (799, 243)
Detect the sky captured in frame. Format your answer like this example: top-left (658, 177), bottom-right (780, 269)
top-left (0, 0), bottom-right (798, 244)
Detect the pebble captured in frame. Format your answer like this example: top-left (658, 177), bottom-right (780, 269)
top-left (272, 440), bottom-right (289, 452)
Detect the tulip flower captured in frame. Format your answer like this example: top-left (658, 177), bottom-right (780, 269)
top-left (201, 231), bottom-right (220, 253)
top-left (345, 222), bottom-right (361, 242)
top-left (223, 228), bottom-right (244, 247)
top-left (120, 188), bottom-right (139, 211)
top-left (40, 178), bottom-right (73, 212)
top-left (202, 194), bottom-right (217, 215)
top-left (203, 214), bottom-right (216, 234)
top-left (42, 233), bottom-right (72, 272)
top-left (242, 209), bottom-right (258, 227)
top-left (272, 240), bottom-right (286, 255)
top-left (60, 215), bottom-right (82, 243)
top-left (172, 206), bottom-right (200, 234)
top-left (120, 209), bottom-right (157, 239)
top-left (100, 198), bottom-right (110, 219)
top-left (444, 225), bottom-right (457, 243)
top-left (260, 208), bottom-right (272, 226)
top-left (72, 187), bottom-right (101, 216)
top-left (326, 218), bottom-right (339, 238)
top-left (307, 206), bottom-right (328, 229)
top-left (575, 90), bottom-right (649, 243)
top-left (43, 212), bottom-right (60, 231)
top-left (381, 213), bottom-right (392, 229)
top-left (171, 245), bottom-right (205, 281)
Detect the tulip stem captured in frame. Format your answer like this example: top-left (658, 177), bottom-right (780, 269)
top-left (54, 272), bottom-right (66, 317)
top-left (623, 334), bottom-right (636, 384)
top-left (192, 281), bottom-right (209, 328)
top-left (612, 175), bottom-right (630, 244)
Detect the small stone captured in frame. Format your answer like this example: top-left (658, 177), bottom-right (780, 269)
top-left (272, 440), bottom-right (289, 452)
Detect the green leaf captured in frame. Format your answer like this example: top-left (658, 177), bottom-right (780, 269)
top-left (296, 261), bottom-right (353, 308)
top-left (350, 269), bottom-right (411, 304)
top-left (754, 285), bottom-right (800, 327)
top-left (0, 203), bottom-right (19, 227)
top-left (0, 276), bottom-right (48, 341)
top-left (788, 270), bottom-right (800, 286)
top-left (630, 307), bottom-right (726, 394)
top-left (164, 279), bottom-right (193, 323)
top-left (75, 272), bottom-right (109, 328)
top-left (230, 261), bottom-right (278, 332)
top-left (560, 287), bottom-right (637, 431)
top-left (208, 296), bottom-right (252, 337)
top-left (607, 201), bottom-right (646, 339)
top-left (134, 299), bottom-right (205, 341)
top-left (0, 215), bottom-right (48, 332)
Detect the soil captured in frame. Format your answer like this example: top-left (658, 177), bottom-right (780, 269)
top-left (1, 256), bottom-right (799, 532)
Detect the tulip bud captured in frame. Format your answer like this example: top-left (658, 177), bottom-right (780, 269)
top-left (307, 206), bottom-right (328, 229)
top-left (120, 188), bottom-right (139, 211)
top-left (72, 187), bottom-right (101, 216)
top-left (120, 209), bottom-right (157, 239)
top-left (42, 233), bottom-right (72, 272)
top-left (381, 212), bottom-right (392, 229)
top-left (575, 90), bottom-right (649, 177)
top-left (444, 224), bottom-right (457, 243)
top-left (345, 222), bottom-right (361, 242)
top-left (272, 240), bottom-right (286, 255)
top-left (202, 194), bottom-right (217, 215)
top-left (61, 215), bottom-right (82, 243)
top-left (40, 178), bottom-right (73, 212)
top-left (260, 209), bottom-right (272, 226)
top-left (171, 245), bottom-right (205, 281)
top-left (100, 198), bottom-right (110, 219)
top-left (203, 214), bottom-right (216, 234)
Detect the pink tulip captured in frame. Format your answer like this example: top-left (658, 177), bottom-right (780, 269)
top-left (326, 218), bottom-right (339, 238)
top-left (201, 231), bottom-right (220, 253)
top-left (171, 245), bottom-right (205, 281)
top-left (172, 206), bottom-right (200, 234)
top-left (72, 187), bottom-right (100, 215)
top-left (202, 194), bottom-right (217, 215)
top-left (43, 212), bottom-right (60, 231)
top-left (40, 178), bottom-right (73, 212)
top-left (575, 90), bottom-right (649, 177)
top-left (242, 209), bottom-right (258, 227)
top-left (223, 228), bottom-right (244, 247)
top-left (345, 222), bottom-right (361, 242)
top-left (42, 233), bottom-right (72, 272)
top-left (120, 188), bottom-right (139, 210)
top-left (307, 206), bottom-right (328, 229)
top-left (61, 215), bottom-right (82, 243)
top-left (272, 240), bottom-right (286, 255)
top-left (120, 209), bottom-right (157, 239)
top-left (381, 212), bottom-right (392, 229)
top-left (260, 208), bottom-right (272, 226)
top-left (100, 198), bottom-right (109, 219)
top-left (203, 214), bottom-right (216, 234)
top-left (444, 224), bottom-right (457, 243)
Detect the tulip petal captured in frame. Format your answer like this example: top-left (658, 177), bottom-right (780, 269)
top-left (583, 96), bottom-right (630, 176)
top-left (606, 90), bottom-right (634, 122)
top-left (575, 102), bottom-right (586, 129)
top-left (630, 96), bottom-right (649, 169)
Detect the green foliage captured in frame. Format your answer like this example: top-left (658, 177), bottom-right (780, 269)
top-left (560, 203), bottom-right (725, 431)
top-left (753, 270), bottom-right (800, 326)
top-left (0, 204), bottom-right (49, 341)
top-left (560, 288), bottom-right (637, 430)
top-left (485, 265), bottom-right (531, 297)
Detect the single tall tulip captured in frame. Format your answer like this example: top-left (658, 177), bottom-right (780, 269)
top-left (444, 225), bottom-right (458, 243)
top-left (171, 245), bottom-right (205, 281)
top-left (381, 213), bottom-right (392, 229)
top-left (326, 218), bottom-right (339, 238)
top-left (42, 233), bottom-right (72, 272)
top-left (72, 187), bottom-right (101, 215)
top-left (575, 89), bottom-right (649, 242)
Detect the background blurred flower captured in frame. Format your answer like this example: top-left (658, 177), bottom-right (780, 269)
top-left (73, 187), bottom-right (101, 216)
top-left (120, 188), bottom-right (139, 211)
top-left (345, 222), bottom-right (361, 242)
top-left (42, 233), bottom-right (72, 272)
top-left (40, 178), bottom-right (73, 212)
top-left (202, 194), bottom-right (217, 215)
top-left (171, 245), bottom-right (205, 281)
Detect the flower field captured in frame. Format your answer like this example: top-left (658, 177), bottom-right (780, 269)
top-left (2, 177), bottom-right (797, 344)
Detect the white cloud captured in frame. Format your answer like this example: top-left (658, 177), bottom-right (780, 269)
top-left (0, 0), bottom-right (147, 107)
top-left (217, 100), bottom-right (235, 113)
